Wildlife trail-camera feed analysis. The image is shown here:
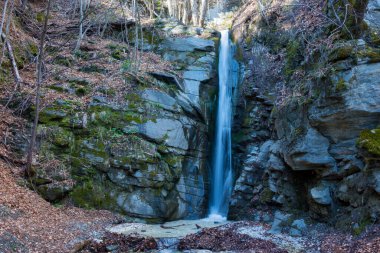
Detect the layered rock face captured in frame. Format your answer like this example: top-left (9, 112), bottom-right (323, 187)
top-left (32, 24), bottom-right (217, 221)
top-left (229, 0), bottom-right (380, 231)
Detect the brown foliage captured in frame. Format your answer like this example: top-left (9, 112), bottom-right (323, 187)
top-left (178, 223), bottom-right (288, 252)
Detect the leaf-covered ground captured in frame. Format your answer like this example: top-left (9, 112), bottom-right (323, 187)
top-left (0, 160), bottom-right (122, 253)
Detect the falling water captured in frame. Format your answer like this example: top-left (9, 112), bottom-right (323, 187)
top-left (208, 30), bottom-right (238, 219)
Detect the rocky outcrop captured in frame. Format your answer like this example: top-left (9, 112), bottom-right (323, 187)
top-left (229, 0), bottom-right (380, 232)
top-left (31, 24), bottom-right (218, 221)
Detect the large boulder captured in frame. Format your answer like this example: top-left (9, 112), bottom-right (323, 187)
top-left (33, 29), bottom-right (217, 221)
top-left (283, 128), bottom-right (336, 171)
top-left (309, 63), bottom-right (380, 143)
top-left (310, 184), bottom-right (332, 206)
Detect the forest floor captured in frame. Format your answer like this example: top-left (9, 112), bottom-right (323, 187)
top-left (0, 159), bottom-right (123, 253)
top-left (82, 219), bottom-right (380, 253)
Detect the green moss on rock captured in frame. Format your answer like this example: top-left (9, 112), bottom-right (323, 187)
top-left (163, 154), bottom-right (181, 167)
top-left (353, 217), bottom-right (372, 235)
top-left (335, 78), bottom-right (348, 92)
top-left (111, 49), bottom-right (125, 60)
top-left (36, 12), bottom-right (45, 22)
top-left (54, 55), bottom-right (74, 67)
top-left (358, 47), bottom-right (380, 63)
top-left (285, 40), bottom-right (303, 77)
top-left (68, 77), bottom-right (91, 86)
top-left (39, 108), bottom-right (68, 124)
top-left (369, 30), bottom-right (380, 46)
top-left (329, 42), bottom-right (354, 62)
top-left (27, 42), bottom-right (39, 57)
top-left (260, 187), bottom-right (274, 204)
top-left (37, 184), bottom-right (71, 202)
top-left (74, 50), bottom-right (90, 60)
top-left (37, 100), bottom-right (81, 125)
top-left (89, 108), bottom-right (124, 127)
top-left (357, 128), bottom-right (380, 156)
top-left (70, 180), bottom-right (116, 209)
top-left (75, 86), bottom-right (89, 97)
top-left (51, 127), bottom-right (74, 147)
top-left (79, 64), bottom-right (108, 74)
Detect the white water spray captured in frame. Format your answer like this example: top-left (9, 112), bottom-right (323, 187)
top-left (208, 30), bottom-right (238, 219)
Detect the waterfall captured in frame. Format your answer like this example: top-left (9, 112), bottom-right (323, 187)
top-left (208, 30), bottom-right (238, 219)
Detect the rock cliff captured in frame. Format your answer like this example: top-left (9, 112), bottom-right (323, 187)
top-left (27, 22), bottom-right (218, 221)
top-left (229, 0), bottom-right (380, 233)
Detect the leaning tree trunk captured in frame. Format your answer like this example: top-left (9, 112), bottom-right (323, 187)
top-left (199, 0), bottom-right (208, 27)
top-left (0, 0), bottom-right (10, 36)
top-left (1, 33), bottom-right (22, 84)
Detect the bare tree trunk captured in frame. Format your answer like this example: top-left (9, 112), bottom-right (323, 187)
top-left (182, 0), bottom-right (191, 25)
top-left (0, 0), bottom-right (14, 65)
top-left (177, 1), bottom-right (181, 20)
top-left (167, 0), bottom-right (174, 18)
top-left (199, 0), bottom-right (207, 27)
top-left (133, 2), bottom-right (139, 73)
top-left (75, 0), bottom-right (84, 51)
top-left (0, 0), bottom-right (10, 35)
top-left (119, 0), bottom-right (130, 45)
top-left (74, 0), bottom-right (93, 51)
top-left (138, 8), bottom-right (143, 71)
top-left (132, 0), bottom-right (136, 18)
top-left (1, 33), bottom-right (22, 83)
top-left (1, 0), bottom-right (21, 107)
top-left (26, 0), bottom-right (52, 177)
top-left (190, 0), bottom-right (199, 26)
top-left (150, 0), bottom-right (155, 19)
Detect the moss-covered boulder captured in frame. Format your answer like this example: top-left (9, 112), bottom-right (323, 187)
top-left (31, 27), bottom-right (217, 221)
